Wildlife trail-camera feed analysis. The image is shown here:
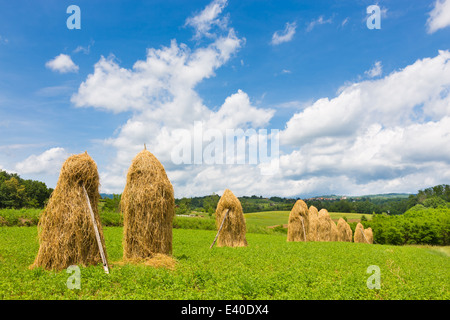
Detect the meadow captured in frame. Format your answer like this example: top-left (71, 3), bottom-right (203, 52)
top-left (0, 226), bottom-right (448, 300)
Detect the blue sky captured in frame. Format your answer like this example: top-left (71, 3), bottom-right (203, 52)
top-left (1, 0), bottom-right (450, 198)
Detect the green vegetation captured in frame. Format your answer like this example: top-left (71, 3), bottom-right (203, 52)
top-left (364, 205), bottom-right (450, 246)
top-left (0, 226), bottom-right (448, 299)
top-left (0, 170), bottom-right (53, 209)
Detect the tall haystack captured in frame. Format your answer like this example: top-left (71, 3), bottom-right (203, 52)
top-left (336, 218), bottom-right (352, 242)
top-left (354, 222), bottom-right (372, 244)
top-left (214, 189), bottom-right (247, 247)
top-left (307, 206), bottom-right (319, 242)
top-left (31, 152), bottom-right (107, 271)
top-left (121, 149), bottom-right (175, 259)
top-left (364, 227), bottom-right (374, 244)
top-left (287, 200), bottom-right (309, 242)
top-left (317, 209), bottom-right (332, 241)
top-left (330, 220), bottom-right (339, 242)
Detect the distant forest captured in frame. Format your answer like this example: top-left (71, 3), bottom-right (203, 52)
top-left (1, 169), bottom-right (449, 217)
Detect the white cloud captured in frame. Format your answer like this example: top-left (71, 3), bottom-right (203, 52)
top-left (45, 54), bottom-right (79, 73)
top-left (306, 16), bottom-right (332, 32)
top-left (69, 2), bottom-right (450, 198)
top-left (427, 0), bottom-right (450, 33)
top-left (15, 147), bottom-right (69, 175)
top-left (365, 61), bottom-right (383, 78)
top-left (185, 0), bottom-right (228, 39)
top-left (271, 22), bottom-right (297, 45)
top-left (341, 18), bottom-right (349, 27)
top-left (277, 51), bottom-right (450, 196)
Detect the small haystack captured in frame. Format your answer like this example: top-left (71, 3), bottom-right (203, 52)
top-left (121, 149), bottom-right (175, 260)
top-left (354, 222), bottom-right (372, 244)
top-left (287, 200), bottom-right (309, 242)
top-left (307, 206), bottom-right (319, 242)
top-left (330, 220), bottom-right (339, 242)
top-left (214, 189), bottom-right (247, 247)
top-left (317, 209), bottom-right (332, 242)
top-left (31, 152), bottom-right (107, 271)
top-left (364, 227), bottom-right (374, 244)
top-left (336, 218), bottom-right (353, 242)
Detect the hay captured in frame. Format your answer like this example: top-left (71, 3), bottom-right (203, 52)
top-left (307, 206), bottom-right (319, 241)
top-left (31, 152), bottom-right (107, 271)
top-left (121, 149), bottom-right (175, 260)
top-left (214, 189), bottom-right (247, 247)
top-left (364, 227), bottom-right (374, 244)
top-left (336, 218), bottom-right (353, 242)
top-left (287, 200), bottom-right (309, 242)
top-left (115, 254), bottom-right (177, 270)
top-left (330, 220), bottom-right (339, 242)
top-left (354, 222), bottom-right (368, 243)
top-left (317, 209), bottom-right (332, 241)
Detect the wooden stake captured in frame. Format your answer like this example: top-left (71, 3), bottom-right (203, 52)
top-left (300, 217), bottom-right (306, 242)
top-left (210, 209), bottom-right (230, 249)
top-left (83, 185), bottom-right (109, 274)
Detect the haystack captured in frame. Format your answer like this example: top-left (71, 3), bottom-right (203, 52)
top-left (31, 152), bottom-right (107, 271)
top-left (336, 218), bottom-right (352, 242)
top-left (307, 206), bottom-right (319, 242)
top-left (317, 209), bottom-right (332, 241)
top-left (121, 149), bottom-right (175, 260)
top-left (364, 227), bottom-right (374, 244)
top-left (330, 220), bottom-right (339, 242)
top-left (354, 222), bottom-right (371, 243)
top-left (214, 189), bottom-right (248, 247)
top-left (287, 200), bottom-right (309, 242)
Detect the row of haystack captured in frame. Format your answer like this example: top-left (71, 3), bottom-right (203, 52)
top-left (287, 200), bottom-right (373, 244)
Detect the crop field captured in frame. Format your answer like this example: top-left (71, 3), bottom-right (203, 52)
top-left (0, 226), bottom-right (448, 300)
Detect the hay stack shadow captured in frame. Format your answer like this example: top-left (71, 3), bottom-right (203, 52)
top-left (213, 189), bottom-right (248, 247)
top-left (121, 149), bottom-right (175, 261)
top-left (31, 152), bottom-right (107, 271)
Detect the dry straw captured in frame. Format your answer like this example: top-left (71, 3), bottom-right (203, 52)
top-left (214, 189), bottom-right (248, 247)
top-left (317, 209), bottom-right (332, 241)
top-left (336, 218), bottom-right (353, 242)
top-left (121, 149), bottom-right (175, 260)
top-left (364, 227), bottom-right (374, 244)
top-left (31, 152), bottom-right (107, 271)
top-left (307, 205), bottom-right (319, 241)
top-left (330, 220), bottom-right (339, 242)
top-left (354, 222), bottom-right (372, 244)
top-left (287, 200), bottom-right (309, 242)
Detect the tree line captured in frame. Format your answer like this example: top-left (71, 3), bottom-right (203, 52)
top-left (0, 170), bottom-right (53, 209)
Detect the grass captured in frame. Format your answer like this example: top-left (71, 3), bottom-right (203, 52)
top-left (0, 226), bottom-right (448, 300)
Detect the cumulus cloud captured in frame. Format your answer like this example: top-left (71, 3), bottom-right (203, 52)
top-left (278, 50), bottom-right (450, 195)
top-left (15, 147), bottom-right (69, 175)
top-left (72, 0), bottom-right (276, 196)
top-left (45, 54), bottom-right (79, 73)
top-left (271, 22), bottom-right (297, 45)
top-left (427, 0), bottom-right (450, 34)
top-left (69, 1), bottom-right (450, 198)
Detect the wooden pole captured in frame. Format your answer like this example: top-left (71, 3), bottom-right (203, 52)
top-left (300, 217), bottom-right (306, 242)
top-left (83, 185), bottom-right (109, 274)
top-left (210, 209), bottom-right (230, 249)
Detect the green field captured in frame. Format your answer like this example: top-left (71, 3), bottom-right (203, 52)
top-left (0, 226), bottom-right (448, 300)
